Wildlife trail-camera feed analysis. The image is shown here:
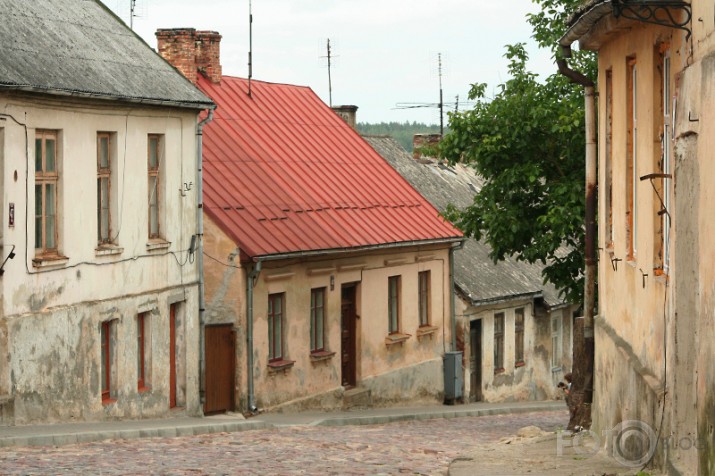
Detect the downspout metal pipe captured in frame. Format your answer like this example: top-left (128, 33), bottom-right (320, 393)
top-left (197, 108), bottom-right (214, 410)
top-left (450, 240), bottom-right (466, 352)
top-left (246, 259), bottom-right (263, 413)
top-left (557, 47), bottom-right (597, 412)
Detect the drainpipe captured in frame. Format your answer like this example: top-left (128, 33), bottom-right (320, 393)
top-left (246, 259), bottom-right (263, 413)
top-left (557, 47), bottom-right (596, 416)
top-left (450, 240), bottom-right (466, 352)
top-left (197, 109), bottom-right (214, 410)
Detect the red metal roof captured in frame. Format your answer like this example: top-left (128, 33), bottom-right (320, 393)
top-left (198, 75), bottom-right (462, 259)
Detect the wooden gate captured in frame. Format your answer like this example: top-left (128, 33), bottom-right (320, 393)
top-left (341, 285), bottom-right (357, 388)
top-left (204, 324), bottom-right (235, 415)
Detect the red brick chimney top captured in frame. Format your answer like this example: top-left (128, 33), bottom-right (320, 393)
top-left (156, 28), bottom-right (222, 84)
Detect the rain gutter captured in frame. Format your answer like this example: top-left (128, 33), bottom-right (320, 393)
top-left (0, 83), bottom-right (214, 110)
top-left (558, 10), bottom-right (599, 414)
top-left (449, 240), bottom-right (466, 351)
top-left (197, 108), bottom-right (215, 409)
top-left (249, 237), bottom-right (464, 263)
top-left (246, 259), bottom-right (263, 413)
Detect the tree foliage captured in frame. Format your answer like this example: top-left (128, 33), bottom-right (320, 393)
top-left (440, 0), bottom-right (596, 305)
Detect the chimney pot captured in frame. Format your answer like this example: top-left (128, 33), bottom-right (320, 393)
top-left (332, 105), bottom-right (358, 130)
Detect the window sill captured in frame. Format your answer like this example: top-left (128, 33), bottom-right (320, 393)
top-left (310, 350), bottom-right (335, 362)
top-left (416, 325), bottom-right (439, 337)
top-left (515, 361), bottom-right (526, 368)
top-left (102, 397), bottom-right (117, 406)
top-left (32, 254), bottom-right (69, 269)
top-left (268, 359), bottom-right (295, 371)
top-left (385, 333), bottom-right (411, 346)
top-left (96, 244), bottom-right (124, 257)
top-left (494, 367), bottom-right (505, 375)
top-left (146, 239), bottom-right (171, 252)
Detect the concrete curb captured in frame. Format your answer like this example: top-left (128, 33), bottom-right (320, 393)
top-left (0, 402), bottom-right (565, 448)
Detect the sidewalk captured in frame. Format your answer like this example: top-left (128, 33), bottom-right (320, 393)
top-left (0, 400), bottom-right (564, 447)
top-left (448, 429), bottom-right (653, 476)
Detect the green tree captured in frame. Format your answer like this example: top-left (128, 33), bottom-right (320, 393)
top-left (440, 0), bottom-right (595, 304)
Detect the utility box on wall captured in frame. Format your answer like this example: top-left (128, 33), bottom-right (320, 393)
top-left (443, 351), bottom-right (463, 404)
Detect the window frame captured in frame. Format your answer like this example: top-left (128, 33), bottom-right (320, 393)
top-left (137, 312), bottom-right (150, 391)
top-left (310, 288), bottom-right (326, 353)
top-left (626, 57), bottom-right (638, 259)
top-left (147, 134), bottom-right (162, 240)
top-left (388, 276), bottom-right (401, 334)
top-left (551, 314), bottom-right (562, 369)
top-left (418, 271), bottom-right (431, 327)
top-left (268, 293), bottom-right (285, 362)
top-left (97, 132), bottom-right (112, 245)
top-left (514, 308), bottom-right (525, 366)
top-left (101, 320), bottom-right (114, 403)
top-left (493, 312), bottom-right (505, 373)
top-left (35, 130), bottom-right (59, 255)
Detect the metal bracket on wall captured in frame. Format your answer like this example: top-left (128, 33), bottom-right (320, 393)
top-left (612, 1), bottom-right (692, 41)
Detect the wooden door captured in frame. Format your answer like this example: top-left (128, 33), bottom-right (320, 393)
top-left (204, 325), bottom-right (236, 415)
top-left (470, 319), bottom-right (483, 402)
top-left (341, 285), bottom-right (357, 388)
top-left (169, 304), bottom-right (177, 408)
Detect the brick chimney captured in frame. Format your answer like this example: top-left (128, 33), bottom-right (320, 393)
top-left (332, 105), bottom-right (358, 129)
top-left (156, 28), bottom-right (222, 84)
top-left (412, 133), bottom-right (442, 160)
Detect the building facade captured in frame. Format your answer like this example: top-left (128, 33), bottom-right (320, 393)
top-left (157, 29), bottom-right (463, 414)
top-left (366, 134), bottom-right (577, 404)
top-left (0, 1), bottom-right (214, 425)
top-left (562, 1), bottom-right (714, 473)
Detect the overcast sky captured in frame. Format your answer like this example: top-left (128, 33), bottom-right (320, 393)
top-left (105, 0), bottom-right (555, 124)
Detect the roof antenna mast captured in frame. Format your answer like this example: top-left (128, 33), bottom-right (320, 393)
top-left (248, 0), bottom-right (253, 97)
top-left (438, 53), bottom-right (444, 136)
top-left (129, 0), bottom-right (137, 30)
top-left (327, 39), bottom-right (333, 107)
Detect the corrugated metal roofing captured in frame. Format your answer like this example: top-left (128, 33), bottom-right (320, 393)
top-left (0, 0), bottom-right (213, 109)
top-left (199, 76), bottom-right (462, 259)
top-left (364, 135), bottom-right (566, 307)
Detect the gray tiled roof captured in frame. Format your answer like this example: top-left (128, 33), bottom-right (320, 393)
top-left (0, 0), bottom-right (213, 109)
top-left (364, 135), bottom-right (565, 307)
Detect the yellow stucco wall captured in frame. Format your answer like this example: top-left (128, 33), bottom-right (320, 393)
top-left (203, 215), bottom-right (455, 411)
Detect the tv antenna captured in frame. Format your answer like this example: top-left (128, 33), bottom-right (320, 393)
top-left (320, 39), bottom-right (338, 107)
top-left (247, 0), bottom-right (253, 97)
top-left (394, 53), bottom-right (473, 135)
top-left (129, 0), bottom-right (137, 30)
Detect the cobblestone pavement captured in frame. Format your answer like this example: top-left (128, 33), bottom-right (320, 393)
top-left (0, 410), bottom-right (568, 475)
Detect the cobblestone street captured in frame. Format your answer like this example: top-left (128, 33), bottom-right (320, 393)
top-left (0, 410), bottom-right (567, 475)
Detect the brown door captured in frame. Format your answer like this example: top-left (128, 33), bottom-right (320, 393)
top-left (470, 319), bottom-right (483, 402)
top-left (169, 304), bottom-right (177, 408)
top-left (341, 285), bottom-right (357, 388)
top-left (204, 325), bottom-right (236, 415)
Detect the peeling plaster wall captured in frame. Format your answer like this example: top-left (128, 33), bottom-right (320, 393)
top-left (202, 217), bottom-right (453, 412)
top-left (592, 14), bottom-right (715, 474)
top-left (458, 298), bottom-right (574, 403)
top-left (0, 95), bottom-right (202, 424)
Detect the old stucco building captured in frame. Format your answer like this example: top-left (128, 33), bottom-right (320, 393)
top-left (0, 1), bottom-right (214, 424)
top-left (562, 1), bottom-right (715, 473)
top-left (157, 29), bottom-right (463, 414)
top-left (366, 134), bottom-right (577, 404)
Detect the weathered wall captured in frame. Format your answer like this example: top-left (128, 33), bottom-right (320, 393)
top-left (458, 298), bottom-right (574, 403)
top-left (591, 13), bottom-right (715, 474)
top-left (202, 217), bottom-right (454, 412)
top-left (0, 94), bottom-right (202, 424)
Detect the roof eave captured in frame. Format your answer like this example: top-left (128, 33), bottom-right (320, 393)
top-left (559, 0), bottom-right (615, 50)
top-left (247, 237), bottom-right (465, 263)
top-left (0, 83), bottom-right (216, 110)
